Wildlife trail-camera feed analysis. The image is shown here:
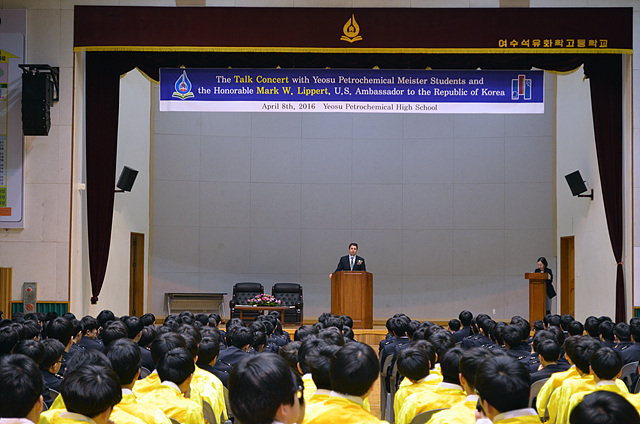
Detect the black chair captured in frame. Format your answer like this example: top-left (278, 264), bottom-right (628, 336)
top-left (271, 283), bottom-right (303, 324)
top-left (229, 282), bottom-right (264, 322)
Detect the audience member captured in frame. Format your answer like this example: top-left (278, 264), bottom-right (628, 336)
top-left (0, 354), bottom-right (43, 424)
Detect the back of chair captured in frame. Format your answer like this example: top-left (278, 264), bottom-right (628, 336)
top-left (232, 282), bottom-right (264, 304)
top-left (620, 361), bottom-right (639, 390)
top-left (272, 283), bottom-right (303, 324)
top-left (529, 377), bottom-right (549, 408)
top-left (409, 408), bottom-right (449, 424)
top-left (202, 400), bottom-right (218, 424)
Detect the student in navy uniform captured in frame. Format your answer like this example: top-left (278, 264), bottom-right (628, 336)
top-left (0, 354), bottom-right (44, 424)
top-left (502, 325), bottom-right (536, 372)
top-left (214, 326), bottom-right (253, 387)
top-left (530, 338), bottom-right (570, 383)
top-left (453, 310), bottom-right (473, 342)
top-left (40, 338), bottom-right (65, 394)
top-left (599, 320), bottom-right (616, 348)
top-left (78, 315), bottom-right (104, 351)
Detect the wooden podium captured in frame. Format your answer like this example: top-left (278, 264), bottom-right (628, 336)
top-left (525, 272), bottom-right (548, 323)
top-left (331, 271), bottom-right (373, 329)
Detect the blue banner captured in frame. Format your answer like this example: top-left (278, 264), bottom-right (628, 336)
top-left (159, 68), bottom-right (544, 114)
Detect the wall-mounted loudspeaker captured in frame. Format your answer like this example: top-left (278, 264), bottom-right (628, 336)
top-left (116, 166), bottom-right (139, 192)
top-left (564, 170), bottom-right (593, 200)
top-left (20, 65), bottom-right (59, 137)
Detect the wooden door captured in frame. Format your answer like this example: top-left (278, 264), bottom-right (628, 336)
top-left (560, 236), bottom-right (575, 316)
top-left (129, 233), bottom-right (145, 317)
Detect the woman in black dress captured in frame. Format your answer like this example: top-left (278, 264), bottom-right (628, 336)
top-left (534, 256), bottom-right (556, 314)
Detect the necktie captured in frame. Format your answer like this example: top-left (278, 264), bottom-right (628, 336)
top-left (350, 256), bottom-right (354, 270)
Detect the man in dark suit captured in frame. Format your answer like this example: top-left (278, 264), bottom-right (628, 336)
top-left (329, 243), bottom-right (366, 279)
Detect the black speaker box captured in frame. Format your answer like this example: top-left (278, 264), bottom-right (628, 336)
top-left (22, 72), bottom-right (52, 136)
top-left (565, 170), bottom-right (588, 196)
top-left (117, 166), bottom-right (139, 192)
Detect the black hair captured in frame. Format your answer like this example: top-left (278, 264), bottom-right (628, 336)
top-left (252, 331), bottom-right (267, 351)
top-left (459, 348), bottom-right (491, 390)
top-left (197, 337), bottom-right (221, 366)
top-left (80, 315), bottom-right (99, 333)
top-left (40, 338), bottom-right (65, 369)
top-left (428, 331), bottom-right (456, 360)
top-left (138, 325), bottom-right (158, 348)
top-left (533, 320), bottom-right (545, 333)
top-left (229, 353), bottom-right (300, 424)
top-left (440, 347), bottom-right (464, 385)
top-left (0, 354), bottom-right (43, 418)
top-left (585, 316), bottom-right (601, 337)
top-left (599, 321), bottom-right (615, 341)
top-left (502, 325), bottom-right (523, 349)
top-left (150, 332), bottom-right (187, 365)
top-left (45, 317), bottom-right (74, 348)
top-left (140, 313), bottom-right (156, 327)
top-left (491, 321), bottom-right (506, 346)
top-left (61, 365), bottom-right (122, 418)
top-left (340, 315), bottom-right (353, 329)
top-left (475, 354), bottom-right (531, 414)
top-left (176, 324), bottom-right (202, 344)
top-left (101, 320), bottom-right (128, 347)
top-left (123, 316), bottom-right (144, 340)
top-left (294, 325), bottom-right (318, 342)
top-left (180, 333), bottom-right (200, 359)
top-left (389, 316), bottom-right (410, 337)
top-left (537, 257), bottom-right (548, 267)
top-left (459, 310), bottom-right (473, 327)
top-left (590, 347), bottom-right (623, 381)
top-left (0, 325), bottom-right (20, 355)
top-left (349, 242), bottom-right (358, 249)
top-left (330, 342), bottom-right (378, 397)
top-left (397, 346), bottom-right (430, 382)
top-left (537, 339), bottom-right (561, 363)
top-left (410, 340), bottom-right (437, 370)
top-left (297, 337), bottom-right (325, 375)
top-left (194, 313), bottom-right (209, 326)
top-left (510, 316), bottom-right (531, 340)
top-left (65, 349), bottom-right (111, 375)
top-left (227, 326), bottom-right (253, 349)
top-left (318, 328), bottom-right (345, 346)
top-left (104, 338), bottom-right (142, 386)
top-left (448, 319), bottom-right (461, 331)
top-left (560, 314), bottom-right (575, 331)
top-left (567, 320), bottom-right (584, 336)
top-left (548, 314), bottom-right (561, 328)
top-left (547, 325), bottom-right (566, 347)
top-left (96, 310), bottom-right (116, 329)
top-left (324, 316), bottom-right (344, 331)
top-left (343, 327), bottom-right (355, 341)
top-left (569, 391), bottom-right (640, 424)
top-left (13, 339), bottom-right (45, 365)
top-left (279, 341), bottom-right (301, 375)
top-left (157, 347), bottom-right (195, 386)
top-left (572, 337), bottom-right (603, 374)
top-left (307, 344), bottom-right (341, 390)
top-left (20, 320), bottom-right (42, 340)
top-left (614, 322), bottom-right (631, 342)
top-left (208, 313), bottom-right (222, 326)
top-left (631, 320), bottom-right (640, 342)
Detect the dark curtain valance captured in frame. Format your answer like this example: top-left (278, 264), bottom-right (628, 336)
top-left (85, 50), bottom-right (625, 323)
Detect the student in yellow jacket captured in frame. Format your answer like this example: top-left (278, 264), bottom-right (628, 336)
top-left (304, 342), bottom-right (388, 424)
top-left (427, 348), bottom-right (493, 424)
top-left (137, 348), bottom-right (204, 424)
top-left (397, 348), bottom-right (467, 424)
top-left (475, 354), bottom-right (540, 424)
top-left (50, 366), bottom-right (122, 424)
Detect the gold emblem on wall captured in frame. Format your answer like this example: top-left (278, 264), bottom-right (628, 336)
top-left (341, 14), bottom-right (362, 43)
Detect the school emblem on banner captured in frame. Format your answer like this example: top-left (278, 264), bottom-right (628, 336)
top-left (173, 70), bottom-right (194, 100)
top-left (341, 14), bottom-right (362, 43)
top-left (511, 74), bottom-right (532, 100)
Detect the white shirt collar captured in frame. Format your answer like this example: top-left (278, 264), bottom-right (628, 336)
top-left (329, 391), bottom-right (364, 406)
top-left (160, 380), bottom-right (182, 393)
top-left (0, 419), bottom-right (36, 424)
top-left (313, 389), bottom-right (332, 396)
top-left (596, 379), bottom-right (617, 387)
top-left (122, 388), bottom-right (134, 395)
top-left (465, 394), bottom-right (479, 402)
top-left (59, 413), bottom-right (98, 424)
top-left (493, 408), bottom-right (538, 422)
top-left (438, 382), bottom-right (463, 391)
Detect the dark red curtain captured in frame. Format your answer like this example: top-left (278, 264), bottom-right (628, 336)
top-left (85, 52), bottom-right (624, 320)
top-left (584, 55), bottom-right (625, 322)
